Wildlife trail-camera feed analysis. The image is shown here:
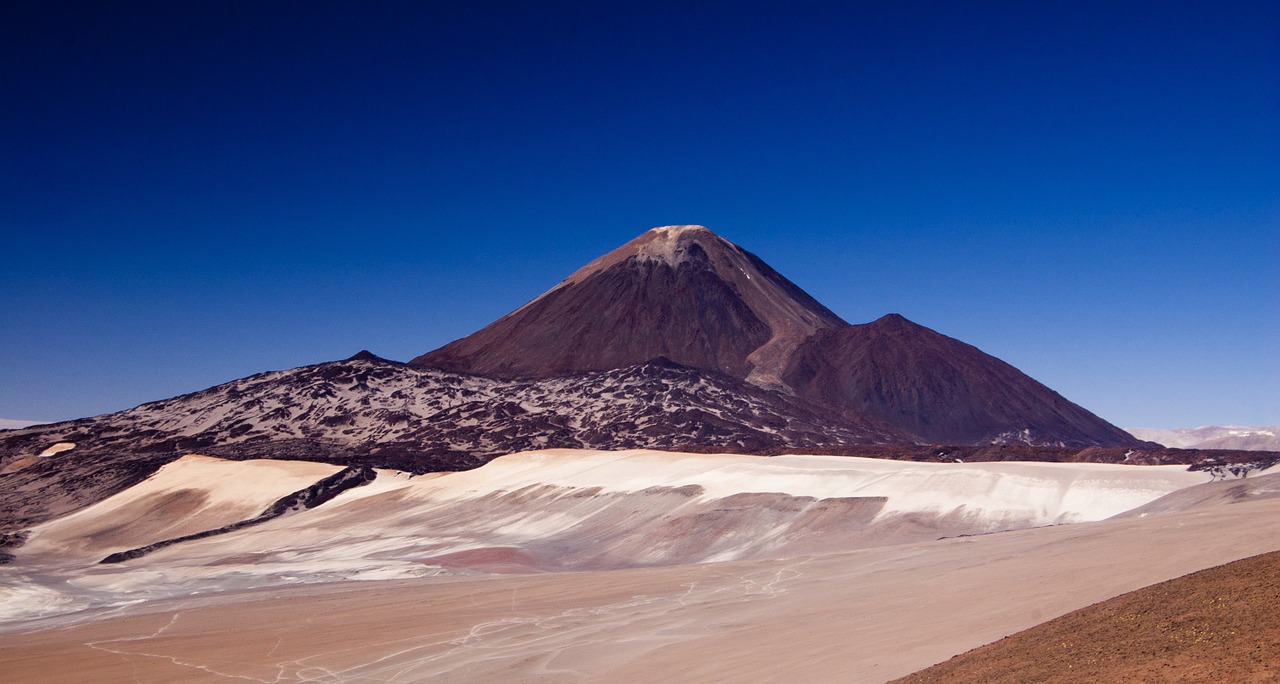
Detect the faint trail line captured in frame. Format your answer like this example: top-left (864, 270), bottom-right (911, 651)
top-left (58, 558), bottom-right (811, 683)
top-left (85, 612), bottom-right (276, 682)
top-left (317, 558), bottom-right (814, 681)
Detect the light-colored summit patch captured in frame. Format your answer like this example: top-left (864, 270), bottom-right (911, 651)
top-left (560, 224), bottom-right (716, 286)
top-left (630, 225), bottom-right (713, 265)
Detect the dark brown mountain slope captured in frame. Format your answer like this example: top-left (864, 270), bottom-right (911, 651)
top-left (411, 225), bottom-right (846, 389)
top-left (894, 550), bottom-right (1280, 683)
top-left (783, 314), bottom-right (1144, 446)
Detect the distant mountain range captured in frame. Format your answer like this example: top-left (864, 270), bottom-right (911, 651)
top-left (0, 419), bottom-right (46, 431)
top-left (1126, 426), bottom-right (1280, 451)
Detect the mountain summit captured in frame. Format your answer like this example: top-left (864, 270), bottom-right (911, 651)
top-left (412, 225), bottom-right (846, 389)
top-left (414, 225), bottom-right (1143, 447)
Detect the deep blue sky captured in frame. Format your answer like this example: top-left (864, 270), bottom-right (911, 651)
top-left (2, 1), bottom-right (1276, 428)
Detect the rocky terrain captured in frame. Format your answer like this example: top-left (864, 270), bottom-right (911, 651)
top-left (0, 354), bottom-right (906, 529)
top-left (0, 353), bottom-right (1269, 535)
top-left (3, 345), bottom-right (1267, 531)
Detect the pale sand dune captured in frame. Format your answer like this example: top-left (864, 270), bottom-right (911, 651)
top-left (1111, 469), bottom-right (1280, 518)
top-left (11, 450), bottom-right (1208, 592)
top-left (2, 497), bottom-right (1278, 683)
top-left (421, 449), bottom-right (1207, 521)
top-left (20, 455), bottom-right (343, 562)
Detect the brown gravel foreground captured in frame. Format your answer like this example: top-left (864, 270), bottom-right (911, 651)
top-left (894, 550), bottom-right (1280, 684)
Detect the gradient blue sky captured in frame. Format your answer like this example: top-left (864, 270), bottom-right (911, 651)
top-left (2, 1), bottom-right (1277, 428)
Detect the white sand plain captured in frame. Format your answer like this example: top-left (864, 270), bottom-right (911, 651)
top-left (2, 450), bottom-right (1275, 683)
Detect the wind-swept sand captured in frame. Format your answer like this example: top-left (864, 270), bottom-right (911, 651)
top-left (12, 450), bottom-right (1207, 587)
top-left (20, 456), bottom-right (343, 563)
top-left (1, 450), bottom-right (1272, 682)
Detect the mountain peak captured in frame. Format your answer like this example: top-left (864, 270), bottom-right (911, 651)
top-left (412, 225), bottom-right (845, 386)
top-left (562, 224), bottom-right (733, 286)
top-left (650, 224), bottom-right (709, 235)
top-left (866, 313), bottom-right (922, 330)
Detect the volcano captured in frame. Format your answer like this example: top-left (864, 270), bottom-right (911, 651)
top-left (414, 225), bottom-right (1141, 447)
top-left (412, 225), bottom-right (845, 389)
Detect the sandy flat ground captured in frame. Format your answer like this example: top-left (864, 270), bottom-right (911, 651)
top-left (3, 494), bottom-right (1278, 683)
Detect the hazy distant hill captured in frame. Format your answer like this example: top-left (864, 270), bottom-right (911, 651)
top-left (0, 419), bottom-right (46, 431)
top-left (1126, 425), bottom-right (1280, 451)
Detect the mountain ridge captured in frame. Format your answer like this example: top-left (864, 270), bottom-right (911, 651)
top-left (783, 313), bottom-right (1141, 446)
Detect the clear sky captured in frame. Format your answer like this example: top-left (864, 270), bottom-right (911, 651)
top-left (2, 1), bottom-right (1276, 428)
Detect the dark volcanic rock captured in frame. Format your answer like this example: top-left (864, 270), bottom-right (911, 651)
top-left (0, 355), bottom-right (906, 529)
